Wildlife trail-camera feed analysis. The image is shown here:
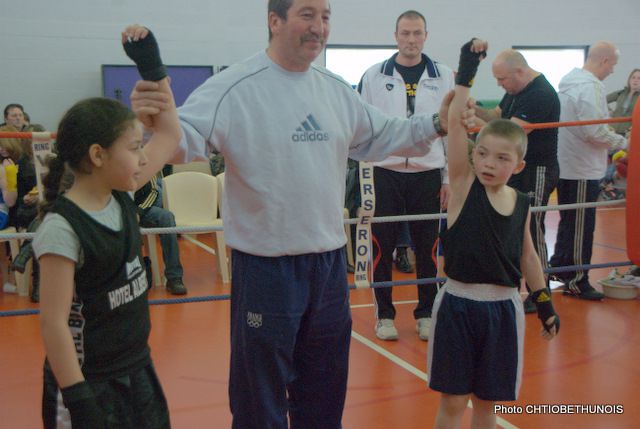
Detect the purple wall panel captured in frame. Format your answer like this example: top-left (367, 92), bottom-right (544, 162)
top-left (102, 65), bottom-right (213, 108)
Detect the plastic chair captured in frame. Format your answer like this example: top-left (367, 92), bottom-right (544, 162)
top-left (171, 161), bottom-right (212, 175)
top-left (143, 167), bottom-right (205, 288)
top-left (0, 227), bottom-right (29, 296)
top-left (162, 172), bottom-right (230, 283)
top-left (141, 174), bottom-right (167, 288)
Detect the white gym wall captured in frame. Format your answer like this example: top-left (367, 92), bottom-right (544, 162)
top-left (1, 0), bottom-right (638, 130)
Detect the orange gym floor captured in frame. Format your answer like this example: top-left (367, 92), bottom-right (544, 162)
top-left (1, 207), bottom-right (638, 428)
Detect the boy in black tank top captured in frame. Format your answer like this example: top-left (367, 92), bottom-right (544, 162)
top-left (427, 39), bottom-right (560, 428)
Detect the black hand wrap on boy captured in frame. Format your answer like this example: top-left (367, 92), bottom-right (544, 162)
top-left (455, 38), bottom-right (487, 87)
top-left (61, 381), bottom-right (108, 429)
top-left (123, 29), bottom-right (167, 81)
top-left (530, 288), bottom-right (560, 334)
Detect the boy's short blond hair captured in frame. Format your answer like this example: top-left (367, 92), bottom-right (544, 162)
top-left (476, 119), bottom-right (528, 160)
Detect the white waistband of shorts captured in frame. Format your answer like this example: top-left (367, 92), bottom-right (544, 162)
top-left (444, 278), bottom-right (520, 302)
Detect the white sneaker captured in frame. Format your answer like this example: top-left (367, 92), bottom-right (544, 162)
top-left (600, 269), bottom-right (640, 287)
top-left (3, 282), bottom-right (17, 293)
top-left (416, 317), bottom-right (431, 341)
top-left (375, 319), bottom-right (398, 340)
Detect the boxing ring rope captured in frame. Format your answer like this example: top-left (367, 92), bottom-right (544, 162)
top-left (2, 258), bottom-right (633, 319)
top-left (0, 116), bottom-right (631, 140)
top-left (468, 116), bottom-right (633, 134)
top-left (0, 131), bottom-right (56, 139)
top-left (0, 198), bottom-right (626, 242)
top-left (344, 199), bottom-right (625, 224)
top-left (0, 112), bottom-right (637, 316)
top-left (1, 256), bottom-right (633, 318)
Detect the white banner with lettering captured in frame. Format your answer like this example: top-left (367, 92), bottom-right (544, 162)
top-left (31, 133), bottom-right (55, 202)
top-left (354, 162), bottom-right (375, 288)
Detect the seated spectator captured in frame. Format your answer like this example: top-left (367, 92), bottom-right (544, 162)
top-left (598, 149), bottom-right (627, 201)
top-left (2, 123), bottom-right (41, 301)
top-left (23, 113), bottom-right (46, 135)
top-left (134, 171), bottom-right (187, 295)
top-left (13, 163), bottom-right (75, 302)
top-left (607, 68), bottom-right (640, 136)
top-left (0, 127), bottom-right (20, 293)
top-left (15, 125), bottom-right (40, 229)
top-left (22, 112), bottom-right (31, 128)
top-left (0, 131), bottom-right (19, 226)
top-left (2, 104), bottom-right (27, 131)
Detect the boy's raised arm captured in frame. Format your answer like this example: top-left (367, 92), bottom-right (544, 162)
top-left (447, 39), bottom-right (488, 184)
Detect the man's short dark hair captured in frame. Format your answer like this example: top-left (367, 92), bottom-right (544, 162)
top-left (268, 0), bottom-right (294, 40)
top-left (3, 103), bottom-right (24, 119)
top-left (395, 10), bottom-right (427, 32)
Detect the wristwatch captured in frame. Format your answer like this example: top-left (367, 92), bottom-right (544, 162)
top-left (432, 113), bottom-right (447, 137)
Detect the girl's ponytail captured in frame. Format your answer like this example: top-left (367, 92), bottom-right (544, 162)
top-left (39, 155), bottom-right (66, 217)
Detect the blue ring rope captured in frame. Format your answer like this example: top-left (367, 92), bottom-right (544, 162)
top-left (1, 261), bottom-right (632, 318)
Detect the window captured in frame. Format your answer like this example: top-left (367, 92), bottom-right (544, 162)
top-left (512, 46), bottom-right (588, 91)
top-left (324, 45), bottom-right (397, 88)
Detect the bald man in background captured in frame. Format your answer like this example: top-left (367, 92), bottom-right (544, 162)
top-left (550, 42), bottom-right (627, 300)
top-left (476, 49), bottom-right (560, 312)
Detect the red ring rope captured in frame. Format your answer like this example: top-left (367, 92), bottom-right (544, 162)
top-left (0, 117), bottom-right (632, 140)
top-left (0, 131), bottom-right (56, 139)
top-left (468, 116), bottom-right (632, 134)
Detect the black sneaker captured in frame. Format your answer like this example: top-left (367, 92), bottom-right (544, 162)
top-left (166, 278), bottom-right (187, 295)
top-left (12, 244), bottom-right (33, 274)
top-left (563, 283), bottom-right (604, 301)
top-left (523, 295), bottom-right (537, 314)
top-left (394, 248), bottom-right (414, 273)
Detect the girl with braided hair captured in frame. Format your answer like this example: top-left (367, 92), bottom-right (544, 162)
top-left (35, 25), bottom-right (181, 429)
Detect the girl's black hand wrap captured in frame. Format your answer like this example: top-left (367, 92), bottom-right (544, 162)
top-left (530, 288), bottom-right (560, 334)
top-left (455, 38), bottom-right (487, 87)
top-left (61, 381), bottom-right (108, 429)
top-left (123, 29), bottom-right (167, 81)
